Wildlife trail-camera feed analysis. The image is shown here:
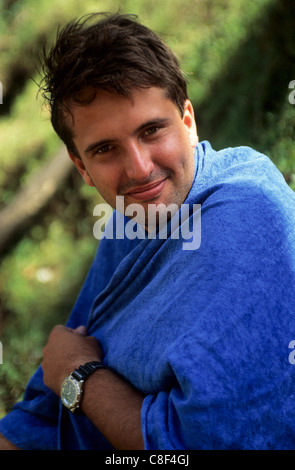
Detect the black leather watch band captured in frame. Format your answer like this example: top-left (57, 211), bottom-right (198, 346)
top-left (72, 361), bottom-right (107, 382)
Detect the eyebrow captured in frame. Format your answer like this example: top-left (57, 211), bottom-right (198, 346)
top-left (83, 117), bottom-right (170, 155)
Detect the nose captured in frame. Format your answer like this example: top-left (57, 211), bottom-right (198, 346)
top-left (124, 141), bottom-right (154, 181)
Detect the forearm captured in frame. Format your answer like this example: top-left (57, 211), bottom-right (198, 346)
top-left (0, 433), bottom-right (19, 450)
top-left (80, 368), bottom-right (145, 450)
top-left (42, 325), bottom-right (145, 450)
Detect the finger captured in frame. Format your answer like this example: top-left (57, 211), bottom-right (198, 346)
top-left (73, 325), bottom-right (87, 335)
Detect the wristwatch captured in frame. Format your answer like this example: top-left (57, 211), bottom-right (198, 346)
top-left (60, 361), bottom-right (107, 413)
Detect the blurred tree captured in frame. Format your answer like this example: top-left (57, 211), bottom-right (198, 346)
top-left (195, 0), bottom-right (295, 177)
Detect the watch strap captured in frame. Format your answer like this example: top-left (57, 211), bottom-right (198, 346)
top-left (71, 361), bottom-right (107, 382)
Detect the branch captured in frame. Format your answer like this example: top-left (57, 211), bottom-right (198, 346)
top-left (0, 148), bottom-right (74, 255)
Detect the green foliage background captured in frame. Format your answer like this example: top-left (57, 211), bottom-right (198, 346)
top-left (0, 0), bottom-right (294, 416)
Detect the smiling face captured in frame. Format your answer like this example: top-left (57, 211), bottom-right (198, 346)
top-left (67, 87), bottom-right (198, 228)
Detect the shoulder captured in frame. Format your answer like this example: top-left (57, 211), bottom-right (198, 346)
top-left (188, 143), bottom-right (295, 263)
top-left (193, 141), bottom-right (295, 216)
top-left (197, 141), bottom-right (283, 186)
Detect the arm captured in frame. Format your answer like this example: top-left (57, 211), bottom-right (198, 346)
top-left (0, 433), bottom-right (19, 450)
top-left (41, 325), bottom-right (145, 450)
top-left (80, 366), bottom-right (144, 449)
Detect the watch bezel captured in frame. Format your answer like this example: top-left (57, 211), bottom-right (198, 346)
top-left (60, 375), bottom-right (84, 413)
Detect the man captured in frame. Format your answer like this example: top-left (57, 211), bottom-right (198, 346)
top-left (1, 12), bottom-right (295, 450)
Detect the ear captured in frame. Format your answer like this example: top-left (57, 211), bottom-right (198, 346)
top-left (183, 100), bottom-right (198, 148)
top-left (68, 152), bottom-right (95, 187)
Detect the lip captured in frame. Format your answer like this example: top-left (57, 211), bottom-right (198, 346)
top-left (125, 178), bottom-right (167, 201)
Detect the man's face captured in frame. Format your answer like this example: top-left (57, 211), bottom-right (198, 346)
top-left (68, 87), bottom-right (198, 228)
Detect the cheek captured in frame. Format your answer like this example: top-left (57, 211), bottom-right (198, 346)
top-left (157, 133), bottom-right (192, 171)
top-left (153, 133), bottom-right (183, 165)
top-left (95, 165), bottom-right (128, 209)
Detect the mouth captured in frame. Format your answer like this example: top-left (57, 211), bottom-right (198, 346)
top-left (125, 178), bottom-right (167, 202)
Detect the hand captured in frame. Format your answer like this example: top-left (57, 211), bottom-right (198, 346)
top-left (42, 324), bottom-right (102, 396)
top-left (42, 325), bottom-right (145, 449)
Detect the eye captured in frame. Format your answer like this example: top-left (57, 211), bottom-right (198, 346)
top-left (95, 143), bottom-right (114, 154)
top-left (143, 126), bottom-right (160, 137)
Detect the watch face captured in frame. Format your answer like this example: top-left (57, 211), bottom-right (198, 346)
top-left (61, 377), bottom-right (81, 409)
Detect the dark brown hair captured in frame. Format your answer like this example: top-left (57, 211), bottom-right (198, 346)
top-left (40, 12), bottom-right (188, 157)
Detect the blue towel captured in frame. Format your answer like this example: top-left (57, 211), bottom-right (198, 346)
top-left (1, 141), bottom-right (295, 449)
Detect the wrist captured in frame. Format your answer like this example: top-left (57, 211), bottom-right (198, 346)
top-left (60, 361), bottom-right (108, 413)
top-left (59, 355), bottom-right (102, 390)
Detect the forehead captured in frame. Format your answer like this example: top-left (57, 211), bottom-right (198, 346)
top-left (67, 87), bottom-right (179, 140)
